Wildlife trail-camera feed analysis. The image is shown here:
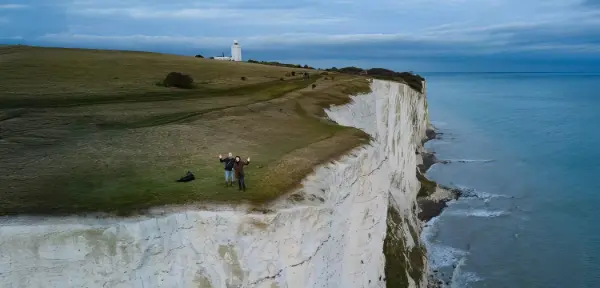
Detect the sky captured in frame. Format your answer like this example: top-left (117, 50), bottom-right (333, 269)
top-left (1, 0), bottom-right (600, 72)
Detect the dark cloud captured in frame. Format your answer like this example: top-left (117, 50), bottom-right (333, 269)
top-left (582, 0), bottom-right (600, 6)
top-left (4, 0), bottom-right (600, 72)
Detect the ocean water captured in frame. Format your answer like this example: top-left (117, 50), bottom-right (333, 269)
top-left (420, 73), bottom-right (600, 288)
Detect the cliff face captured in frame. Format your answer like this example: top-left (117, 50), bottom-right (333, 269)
top-left (0, 79), bottom-right (430, 288)
top-left (325, 79), bottom-right (429, 287)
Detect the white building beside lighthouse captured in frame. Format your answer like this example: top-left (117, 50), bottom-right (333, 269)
top-left (231, 40), bottom-right (242, 62)
top-left (211, 40), bottom-right (243, 61)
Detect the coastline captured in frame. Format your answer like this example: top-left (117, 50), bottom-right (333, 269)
top-left (417, 127), bottom-right (463, 288)
top-left (417, 127), bottom-right (462, 222)
top-left (1, 45), bottom-right (476, 287)
top-left (0, 78), bottom-right (434, 288)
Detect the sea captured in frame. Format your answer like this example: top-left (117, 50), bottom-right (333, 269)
top-left (419, 72), bottom-right (600, 288)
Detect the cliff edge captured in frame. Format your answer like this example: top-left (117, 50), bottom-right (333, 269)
top-left (0, 79), bottom-right (437, 288)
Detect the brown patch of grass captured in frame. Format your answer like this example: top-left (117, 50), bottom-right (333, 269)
top-left (289, 193), bottom-right (305, 202)
top-left (0, 46), bottom-right (370, 215)
top-left (247, 218), bottom-right (269, 230)
top-left (417, 169), bottom-right (438, 198)
top-left (248, 207), bottom-right (275, 214)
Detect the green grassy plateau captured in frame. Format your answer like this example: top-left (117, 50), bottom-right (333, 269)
top-left (0, 45), bottom-right (371, 215)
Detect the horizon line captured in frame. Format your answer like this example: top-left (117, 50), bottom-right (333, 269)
top-left (417, 71), bottom-right (600, 74)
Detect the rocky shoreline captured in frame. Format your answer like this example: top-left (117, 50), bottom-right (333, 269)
top-left (417, 127), bottom-right (460, 222)
top-left (417, 127), bottom-right (462, 288)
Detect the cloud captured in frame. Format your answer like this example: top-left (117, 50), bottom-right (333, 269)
top-left (0, 4), bottom-right (28, 9)
top-left (72, 7), bottom-right (346, 25)
top-left (37, 1), bottom-right (600, 57)
top-left (582, 0), bottom-right (600, 6)
top-left (37, 32), bottom-right (484, 49)
top-left (37, 29), bottom-right (600, 57)
top-left (3, 0), bottom-right (600, 72)
top-left (66, 0), bottom-right (347, 26)
top-left (68, 0), bottom-right (320, 10)
top-left (0, 35), bottom-right (22, 40)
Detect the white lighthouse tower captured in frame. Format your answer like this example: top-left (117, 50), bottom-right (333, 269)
top-left (231, 40), bottom-right (242, 62)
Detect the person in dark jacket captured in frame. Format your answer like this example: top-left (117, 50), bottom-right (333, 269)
top-left (219, 152), bottom-right (236, 186)
top-left (233, 156), bottom-right (251, 191)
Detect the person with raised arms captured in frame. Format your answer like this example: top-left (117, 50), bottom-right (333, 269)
top-left (233, 156), bottom-right (251, 191)
top-left (218, 152), bottom-right (236, 187)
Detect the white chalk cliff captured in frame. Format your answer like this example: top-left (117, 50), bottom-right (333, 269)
top-left (0, 79), bottom-right (430, 288)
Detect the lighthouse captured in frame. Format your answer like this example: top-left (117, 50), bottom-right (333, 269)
top-left (231, 40), bottom-right (242, 62)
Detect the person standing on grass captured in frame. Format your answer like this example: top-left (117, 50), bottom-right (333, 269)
top-left (219, 152), bottom-right (236, 187)
top-left (233, 156), bottom-right (251, 191)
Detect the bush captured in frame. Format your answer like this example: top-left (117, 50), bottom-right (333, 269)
top-left (241, 76), bottom-right (247, 81)
top-left (280, 77), bottom-right (285, 81)
top-left (162, 72), bottom-right (194, 89)
top-left (330, 66), bottom-right (425, 92)
top-left (195, 54), bottom-right (204, 58)
top-left (243, 60), bottom-right (315, 70)
top-left (291, 71), bottom-right (296, 76)
top-left (338, 66), bottom-right (364, 74)
top-left (312, 84), bottom-right (317, 89)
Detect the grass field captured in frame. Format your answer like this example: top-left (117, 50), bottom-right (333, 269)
top-left (0, 45), bottom-right (371, 215)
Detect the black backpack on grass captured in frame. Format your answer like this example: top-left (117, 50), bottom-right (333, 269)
top-left (176, 171), bottom-right (195, 182)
